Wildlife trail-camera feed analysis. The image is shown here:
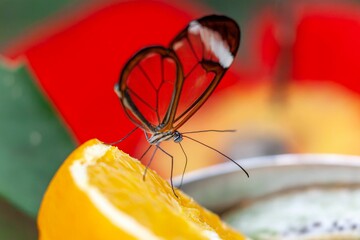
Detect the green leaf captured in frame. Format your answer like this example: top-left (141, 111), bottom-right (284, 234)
top-left (0, 58), bottom-right (76, 218)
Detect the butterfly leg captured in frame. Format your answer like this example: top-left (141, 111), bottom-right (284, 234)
top-left (177, 142), bottom-right (188, 189)
top-left (157, 146), bottom-right (178, 198)
top-left (142, 144), bottom-right (158, 181)
top-left (106, 127), bottom-right (139, 145)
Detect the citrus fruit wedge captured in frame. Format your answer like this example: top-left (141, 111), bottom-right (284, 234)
top-left (38, 139), bottom-right (245, 240)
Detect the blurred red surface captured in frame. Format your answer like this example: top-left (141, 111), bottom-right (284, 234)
top-left (254, 2), bottom-right (360, 92)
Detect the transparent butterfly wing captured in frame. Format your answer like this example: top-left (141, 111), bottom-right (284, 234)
top-left (169, 15), bottom-right (241, 130)
top-left (116, 46), bottom-right (183, 133)
top-left (116, 15), bottom-right (240, 135)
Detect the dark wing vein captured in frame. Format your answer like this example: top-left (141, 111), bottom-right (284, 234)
top-left (184, 62), bottom-right (200, 78)
top-left (186, 36), bottom-right (200, 62)
top-left (127, 87), bottom-right (157, 112)
top-left (155, 58), bottom-right (165, 124)
top-left (138, 64), bottom-right (157, 91)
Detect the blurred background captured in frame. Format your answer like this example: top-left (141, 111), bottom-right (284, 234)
top-left (1, 0), bottom-right (360, 239)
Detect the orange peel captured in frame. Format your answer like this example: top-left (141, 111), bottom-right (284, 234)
top-left (38, 139), bottom-right (245, 240)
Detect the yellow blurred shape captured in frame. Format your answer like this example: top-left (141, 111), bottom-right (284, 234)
top-left (38, 139), bottom-right (245, 240)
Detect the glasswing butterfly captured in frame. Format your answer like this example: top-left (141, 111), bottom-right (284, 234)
top-left (114, 15), bottom-right (248, 194)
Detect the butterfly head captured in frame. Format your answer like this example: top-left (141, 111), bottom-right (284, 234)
top-left (173, 131), bottom-right (183, 143)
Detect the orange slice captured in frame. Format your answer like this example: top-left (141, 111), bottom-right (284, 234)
top-left (38, 139), bottom-right (245, 240)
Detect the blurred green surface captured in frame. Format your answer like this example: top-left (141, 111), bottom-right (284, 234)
top-left (0, 0), bottom-right (92, 50)
top-left (202, 0), bottom-right (269, 21)
top-left (0, 196), bottom-right (37, 240)
top-left (0, 60), bottom-right (76, 218)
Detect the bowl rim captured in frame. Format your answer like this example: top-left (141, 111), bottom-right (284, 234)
top-left (176, 153), bottom-right (360, 213)
top-left (175, 153), bottom-right (360, 186)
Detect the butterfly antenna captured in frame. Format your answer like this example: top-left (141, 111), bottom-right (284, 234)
top-left (158, 146), bottom-right (178, 198)
top-left (107, 127), bottom-right (139, 145)
top-left (178, 142), bottom-right (188, 189)
top-left (143, 145), bottom-right (158, 181)
top-left (183, 135), bottom-right (249, 177)
top-left (182, 129), bottom-right (236, 134)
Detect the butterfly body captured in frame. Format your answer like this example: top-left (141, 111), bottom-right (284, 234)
top-left (146, 130), bottom-right (182, 145)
